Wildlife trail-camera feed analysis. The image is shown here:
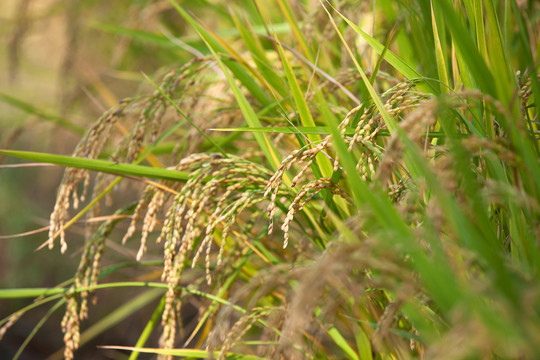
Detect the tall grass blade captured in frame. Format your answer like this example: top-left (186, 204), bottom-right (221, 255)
top-left (98, 345), bottom-right (265, 359)
top-left (128, 295), bottom-right (166, 360)
top-left (0, 93), bottom-right (85, 134)
top-left (331, 6), bottom-right (421, 81)
top-left (194, 32), bottom-right (282, 171)
top-left (432, 0), bottom-right (496, 96)
top-left (167, 0), bottom-right (271, 107)
top-left (47, 289), bottom-right (163, 360)
top-left (0, 150), bottom-right (189, 181)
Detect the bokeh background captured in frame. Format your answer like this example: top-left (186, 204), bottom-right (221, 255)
top-left (0, 1), bottom-right (225, 358)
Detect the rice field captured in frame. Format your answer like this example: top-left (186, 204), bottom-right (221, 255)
top-left (1, 1), bottom-right (539, 359)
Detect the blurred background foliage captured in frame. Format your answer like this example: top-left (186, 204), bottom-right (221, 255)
top-left (0, 1), bottom-right (233, 358)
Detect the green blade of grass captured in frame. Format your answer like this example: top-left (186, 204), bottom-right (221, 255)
top-left (430, 2), bottom-right (450, 92)
top-left (321, 1), bottom-right (425, 179)
top-left (351, 322), bottom-right (373, 360)
top-left (141, 72), bottom-right (227, 157)
top-left (0, 288), bottom-right (67, 299)
top-left (91, 22), bottom-right (181, 49)
top-left (13, 299), bottom-right (65, 360)
top-left (0, 93), bottom-right (85, 134)
top-left (320, 2), bottom-right (487, 313)
top-left (211, 126), bottom-right (451, 138)
top-left (271, 0), bottom-right (314, 60)
top-left (327, 326), bottom-right (360, 360)
top-left (0, 150), bottom-right (189, 181)
top-left (258, 34), bottom-right (361, 104)
top-left (98, 345), bottom-right (265, 359)
top-left (0, 261), bottom-right (163, 334)
top-left (274, 37), bottom-right (316, 129)
top-left (128, 295), bottom-right (166, 360)
top-left (484, 0), bottom-right (516, 105)
top-left (167, 0), bottom-right (271, 107)
top-left (93, 21), bottom-right (291, 47)
top-left (370, 24), bottom-right (397, 85)
top-left (323, 91), bottom-right (467, 313)
top-left (31, 111), bottom-right (189, 246)
top-left (193, 32), bottom-right (282, 172)
top-left (47, 289), bottom-right (164, 360)
top-left (331, 7), bottom-right (421, 82)
top-left (0, 281), bottom-right (278, 340)
top-left (230, 11), bottom-right (288, 97)
top-left (432, 0), bottom-right (496, 97)
top-left (274, 34), bottom-right (334, 179)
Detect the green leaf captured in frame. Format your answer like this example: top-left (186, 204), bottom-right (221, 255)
top-left (327, 326), bottom-right (360, 360)
top-left (47, 289), bottom-right (164, 360)
top-left (332, 8), bottom-right (421, 81)
top-left (193, 32), bottom-right (282, 171)
top-left (91, 22), bottom-right (180, 49)
top-left (0, 93), bottom-right (85, 134)
top-left (230, 11), bottom-right (288, 97)
top-left (211, 126), bottom-right (451, 138)
top-left (128, 295), bottom-right (166, 360)
top-left (274, 34), bottom-right (334, 179)
top-left (98, 345), bottom-right (265, 359)
top-left (13, 299), bottom-right (65, 360)
top-left (0, 150), bottom-right (189, 181)
top-left (167, 1), bottom-right (271, 107)
top-left (432, 0), bottom-right (497, 96)
top-left (0, 288), bottom-right (63, 299)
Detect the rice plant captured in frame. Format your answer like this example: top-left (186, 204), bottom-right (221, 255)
top-left (1, 0), bottom-right (539, 359)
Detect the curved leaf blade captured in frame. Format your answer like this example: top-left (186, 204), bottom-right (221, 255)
top-left (0, 150), bottom-right (189, 181)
